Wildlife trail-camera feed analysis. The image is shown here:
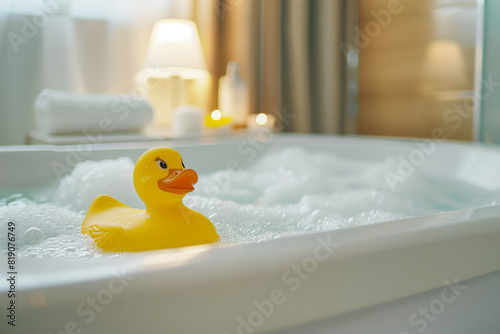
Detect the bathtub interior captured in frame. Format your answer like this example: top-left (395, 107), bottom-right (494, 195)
top-left (1, 134), bottom-right (500, 333)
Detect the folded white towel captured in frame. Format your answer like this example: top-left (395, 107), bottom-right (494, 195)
top-left (34, 89), bottom-right (154, 135)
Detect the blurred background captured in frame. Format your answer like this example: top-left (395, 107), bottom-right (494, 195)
top-left (0, 0), bottom-right (497, 146)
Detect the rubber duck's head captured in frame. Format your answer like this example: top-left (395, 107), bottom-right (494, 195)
top-left (133, 147), bottom-right (198, 208)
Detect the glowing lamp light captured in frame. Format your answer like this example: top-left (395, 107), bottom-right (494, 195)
top-left (141, 19), bottom-right (208, 79)
top-left (155, 22), bottom-right (193, 44)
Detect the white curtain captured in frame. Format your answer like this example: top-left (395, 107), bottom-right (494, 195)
top-left (0, 0), bottom-right (196, 145)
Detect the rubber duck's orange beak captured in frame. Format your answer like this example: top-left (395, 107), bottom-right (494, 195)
top-left (157, 169), bottom-right (198, 195)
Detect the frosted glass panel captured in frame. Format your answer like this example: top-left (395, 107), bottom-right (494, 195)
top-left (479, 0), bottom-right (500, 143)
top-left (358, 0), bottom-right (480, 140)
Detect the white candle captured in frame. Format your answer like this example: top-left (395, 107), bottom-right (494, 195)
top-left (172, 105), bottom-right (203, 137)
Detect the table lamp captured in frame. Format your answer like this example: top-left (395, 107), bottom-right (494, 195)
top-left (141, 19), bottom-right (208, 126)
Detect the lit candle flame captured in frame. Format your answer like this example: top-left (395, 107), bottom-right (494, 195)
top-left (256, 113), bottom-right (268, 125)
top-left (211, 109), bottom-right (222, 121)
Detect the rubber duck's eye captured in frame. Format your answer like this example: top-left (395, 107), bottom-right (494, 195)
top-left (157, 160), bottom-right (168, 170)
top-left (181, 160), bottom-right (185, 168)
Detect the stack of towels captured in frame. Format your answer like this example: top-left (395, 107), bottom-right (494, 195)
top-left (34, 89), bottom-right (154, 135)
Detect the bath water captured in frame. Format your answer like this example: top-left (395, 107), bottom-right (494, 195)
top-left (1, 147), bottom-right (499, 260)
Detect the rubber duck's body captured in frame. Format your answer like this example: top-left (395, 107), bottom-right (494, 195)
top-left (81, 147), bottom-right (219, 252)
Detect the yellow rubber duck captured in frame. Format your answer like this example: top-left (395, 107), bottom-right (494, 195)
top-left (81, 147), bottom-right (219, 252)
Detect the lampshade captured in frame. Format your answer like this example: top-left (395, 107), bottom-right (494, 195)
top-left (141, 19), bottom-right (208, 79)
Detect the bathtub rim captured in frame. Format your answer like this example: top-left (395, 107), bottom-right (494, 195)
top-left (2, 203), bottom-right (500, 333)
top-left (2, 132), bottom-right (500, 152)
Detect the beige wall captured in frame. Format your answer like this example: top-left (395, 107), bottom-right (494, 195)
top-left (358, 0), bottom-right (478, 140)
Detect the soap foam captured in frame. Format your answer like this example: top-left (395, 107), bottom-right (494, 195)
top-left (51, 157), bottom-right (142, 213)
top-left (1, 146), bottom-right (500, 260)
top-left (0, 197), bottom-right (99, 260)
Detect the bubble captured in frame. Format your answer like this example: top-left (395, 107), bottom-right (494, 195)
top-left (22, 227), bottom-right (46, 245)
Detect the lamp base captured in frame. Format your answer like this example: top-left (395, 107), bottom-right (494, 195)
top-left (145, 76), bottom-right (185, 127)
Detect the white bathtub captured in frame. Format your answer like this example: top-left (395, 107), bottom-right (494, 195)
top-left (1, 134), bottom-right (500, 334)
